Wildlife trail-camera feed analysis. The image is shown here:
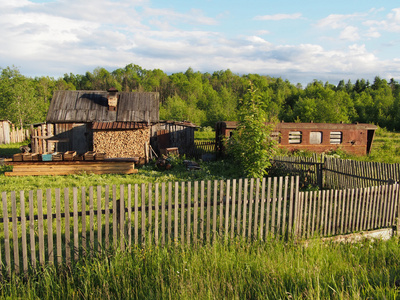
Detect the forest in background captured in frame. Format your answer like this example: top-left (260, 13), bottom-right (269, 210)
top-left (0, 63), bottom-right (400, 131)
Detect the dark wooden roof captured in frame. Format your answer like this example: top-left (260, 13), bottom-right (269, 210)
top-left (46, 90), bottom-right (159, 123)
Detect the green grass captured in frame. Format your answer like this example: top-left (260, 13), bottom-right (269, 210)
top-left (0, 156), bottom-right (242, 193)
top-left (2, 237), bottom-right (400, 299)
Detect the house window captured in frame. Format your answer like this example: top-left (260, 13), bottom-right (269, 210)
top-left (289, 131), bottom-right (302, 144)
top-left (270, 131), bottom-right (281, 143)
top-left (310, 132), bottom-right (322, 144)
top-left (330, 131), bottom-right (342, 144)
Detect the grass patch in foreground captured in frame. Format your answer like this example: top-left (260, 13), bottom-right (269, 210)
top-left (2, 238), bottom-right (400, 299)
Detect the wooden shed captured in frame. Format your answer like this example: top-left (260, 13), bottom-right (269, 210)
top-left (40, 89), bottom-right (159, 158)
top-left (33, 89), bottom-right (197, 160)
top-left (216, 121), bottom-right (377, 156)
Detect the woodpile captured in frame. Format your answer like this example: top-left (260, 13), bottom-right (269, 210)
top-left (93, 128), bottom-right (150, 158)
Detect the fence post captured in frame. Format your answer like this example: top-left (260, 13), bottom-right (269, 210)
top-left (397, 183), bottom-right (400, 236)
top-left (292, 176), bottom-right (300, 239)
top-left (317, 163), bottom-right (323, 189)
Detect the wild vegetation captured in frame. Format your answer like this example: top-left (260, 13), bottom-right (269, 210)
top-left (1, 64), bottom-right (400, 131)
top-left (1, 238), bottom-right (400, 299)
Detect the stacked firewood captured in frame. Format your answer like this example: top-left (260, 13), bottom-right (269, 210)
top-left (93, 129), bottom-right (150, 158)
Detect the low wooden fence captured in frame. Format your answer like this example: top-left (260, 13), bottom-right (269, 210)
top-left (0, 176), bottom-right (399, 275)
top-left (273, 155), bottom-right (400, 189)
top-left (186, 140), bottom-right (216, 160)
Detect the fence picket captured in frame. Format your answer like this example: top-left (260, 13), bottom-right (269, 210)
top-left (20, 191), bottom-right (28, 273)
top-left (73, 188), bottom-right (79, 261)
top-left (11, 192), bottom-right (19, 273)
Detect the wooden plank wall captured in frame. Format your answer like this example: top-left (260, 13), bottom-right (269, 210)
top-left (0, 176), bottom-right (299, 274)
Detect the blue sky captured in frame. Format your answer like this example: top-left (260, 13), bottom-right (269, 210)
top-left (1, 0), bottom-right (400, 86)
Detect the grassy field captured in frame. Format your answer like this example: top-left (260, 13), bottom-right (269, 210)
top-left (1, 237), bottom-right (400, 299)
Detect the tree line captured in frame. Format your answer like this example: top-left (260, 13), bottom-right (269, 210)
top-left (1, 64), bottom-right (400, 131)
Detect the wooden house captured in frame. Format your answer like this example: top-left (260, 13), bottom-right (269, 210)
top-left (216, 121), bottom-right (377, 156)
top-left (34, 89), bottom-right (197, 159)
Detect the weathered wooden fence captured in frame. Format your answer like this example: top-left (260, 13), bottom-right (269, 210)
top-left (273, 155), bottom-right (400, 189)
top-left (0, 176), bottom-right (399, 275)
top-left (0, 121), bottom-right (29, 145)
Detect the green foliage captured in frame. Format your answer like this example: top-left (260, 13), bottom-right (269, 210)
top-left (227, 84), bottom-right (277, 178)
top-left (2, 64), bottom-right (400, 131)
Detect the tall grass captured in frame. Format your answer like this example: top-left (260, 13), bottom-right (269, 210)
top-left (1, 237), bottom-right (400, 299)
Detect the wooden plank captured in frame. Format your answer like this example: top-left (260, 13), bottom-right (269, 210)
top-left (81, 187), bottom-right (87, 255)
top-left (73, 187), bottom-right (79, 261)
top-left (287, 177), bottom-right (294, 237)
top-left (265, 178), bottom-right (272, 237)
top-left (206, 180), bottom-right (211, 243)
top-left (64, 188), bottom-right (70, 265)
top-left (161, 183), bottom-right (166, 246)
top-left (105, 186), bottom-right (110, 249)
top-left (311, 191), bottom-right (317, 237)
top-left (181, 182), bottom-right (185, 245)
top-left (97, 186), bottom-right (102, 252)
top-left (225, 180), bottom-right (231, 237)
top-left (20, 191), bottom-right (28, 273)
top-left (277, 177), bottom-right (283, 236)
top-left (307, 191), bottom-right (313, 238)
top-left (134, 184), bottom-right (139, 245)
top-left (11, 191), bottom-right (19, 273)
top-left (167, 182), bottom-right (172, 243)
top-left (247, 179), bottom-right (254, 238)
top-left (212, 180), bottom-right (218, 241)
top-left (37, 190), bottom-right (45, 265)
top-left (200, 181), bottom-right (205, 242)
top-left (219, 180), bottom-right (224, 236)
top-left (340, 190), bottom-right (345, 234)
top-left (242, 179), bottom-right (248, 238)
top-left (121, 185), bottom-right (126, 250)
top-left (193, 181), bottom-right (199, 244)
top-left (271, 177), bottom-right (277, 236)
top-left (236, 179), bottom-right (243, 235)
top-left (142, 183), bottom-right (146, 245)
top-left (174, 182), bottom-right (179, 243)
top-left (55, 189), bottom-right (62, 265)
top-left (301, 192), bottom-right (308, 239)
top-left (29, 190), bottom-right (36, 267)
top-left (231, 179), bottom-right (237, 239)
top-left (154, 183), bottom-right (159, 247)
top-left (90, 186), bottom-right (95, 252)
top-left (187, 182), bottom-right (191, 244)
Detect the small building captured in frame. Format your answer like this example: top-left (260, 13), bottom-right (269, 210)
top-left (36, 89), bottom-right (197, 159)
top-left (216, 121), bottom-right (377, 156)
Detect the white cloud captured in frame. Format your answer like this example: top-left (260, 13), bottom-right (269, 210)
top-left (339, 26), bottom-right (360, 41)
top-left (254, 13), bottom-right (302, 21)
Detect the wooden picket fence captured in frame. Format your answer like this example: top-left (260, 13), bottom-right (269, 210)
top-left (273, 155), bottom-right (400, 189)
top-left (0, 176), bottom-right (399, 275)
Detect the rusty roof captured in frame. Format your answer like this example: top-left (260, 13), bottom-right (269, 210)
top-left (92, 122), bottom-right (149, 130)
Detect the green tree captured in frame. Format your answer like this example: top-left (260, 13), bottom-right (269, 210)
top-left (228, 83), bottom-right (276, 178)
